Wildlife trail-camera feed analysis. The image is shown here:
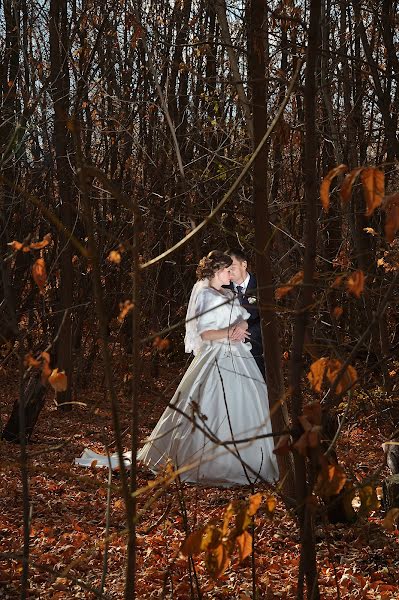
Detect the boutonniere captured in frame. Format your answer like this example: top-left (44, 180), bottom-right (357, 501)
top-left (247, 296), bottom-right (257, 304)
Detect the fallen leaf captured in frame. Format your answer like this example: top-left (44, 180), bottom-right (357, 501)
top-left (108, 250), bottom-right (121, 264)
top-left (382, 508), bottom-right (399, 531)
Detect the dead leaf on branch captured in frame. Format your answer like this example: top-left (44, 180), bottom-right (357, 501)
top-left (340, 166), bottom-right (364, 203)
top-left (32, 258), bottom-right (47, 293)
top-left (8, 233), bottom-right (51, 253)
top-left (381, 192), bottom-right (399, 243)
top-left (320, 164), bottom-right (348, 212)
top-left (118, 300), bottom-right (134, 323)
top-left (308, 358), bottom-right (358, 395)
top-left (346, 270), bottom-right (365, 298)
top-left (315, 461), bottom-right (346, 498)
top-left (275, 270), bottom-right (304, 300)
top-left (332, 306), bottom-right (343, 320)
top-left (361, 167), bottom-right (384, 217)
top-left (107, 250), bottom-right (122, 264)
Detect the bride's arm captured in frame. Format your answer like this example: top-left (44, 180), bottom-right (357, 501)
top-left (201, 321), bottom-right (250, 342)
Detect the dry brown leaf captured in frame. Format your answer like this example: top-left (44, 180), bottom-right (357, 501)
top-left (32, 258), bottom-right (47, 293)
top-left (382, 508), bottom-right (399, 531)
top-left (205, 543), bottom-right (230, 579)
top-left (320, 164), bottom-right (348, 212)
top-left (247, 493), bottom-right (262, 516)
top-left (346, 270), bottom-right (365, 298)
top-left (235, 531), bottom-right (252, 562)
top-left (332, 306), bottom-right (343, 320)
top-left (363, 227), bottom-right (378, 237)
top-left (307, 357), bottom-right (329, 393)
top-left (48, 368), bottom-right (68, 392)
top-left (275, 270), bottom-right (304, 300)
top-left (340, 166), bottom-right (364, 203)
top-left (315, 462), bottom-right (346, 498)
top-left (273, 433), bottom-right (292, 456)
top-left (361, 167), bottom-right (384, 216)
top-left (381, 192), bottom-right (399, 243)
top-left (24, 353), bottom-right (41, 368)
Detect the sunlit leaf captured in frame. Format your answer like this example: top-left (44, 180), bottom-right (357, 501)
top-left (118, 300), bottom-right (134, 323)
top-left (275, 270), bottom-right (304, 300)
top-left (29, 233), bottom-right (52, 250)
top-left (363, 227), bottom-right (378, 237)
top-left (358, 485), bottom-right (379, 515)
top-left (361, 167), bottom-right (384, 216)
top-left (346, 270), bottom-right (365, 298)
top-left (320, 164), bottom-right (347, 212)
top-left (235, 531), bottom-right (252, 562)
top-left (48, 368), bottom-right (68, 392)
top-left (340, 167), bottom-right (364, 203)
top-left (32, 258), bottom-right (47, 293)
top-left (107, 250), bottom-right (121, 264)
top-left (8, 240), bottom-right (24, 252)
top-left (247, 493), bottom-right (262, 516)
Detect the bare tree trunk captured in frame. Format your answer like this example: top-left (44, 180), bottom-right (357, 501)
top-left (49, 0), bottom-right (74, 411)
top-left (247, 0), bottom-right (293, 496)
top-left (289, 0), bottom-right (321, 597)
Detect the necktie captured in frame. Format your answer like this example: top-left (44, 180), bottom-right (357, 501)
top-left (236, 285), bottom-right (244, 305)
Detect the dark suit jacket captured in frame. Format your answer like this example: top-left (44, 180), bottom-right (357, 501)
top-left (224, 273), bottom-right (263, 358)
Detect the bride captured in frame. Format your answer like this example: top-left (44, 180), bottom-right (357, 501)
top-left (138, 250), bottom-right (279, 486)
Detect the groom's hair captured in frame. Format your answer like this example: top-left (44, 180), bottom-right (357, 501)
top-left (227, 248), bottom-right (248, 263)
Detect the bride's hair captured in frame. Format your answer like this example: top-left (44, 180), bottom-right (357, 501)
top-left (196, 250), bottom-right (232, 280)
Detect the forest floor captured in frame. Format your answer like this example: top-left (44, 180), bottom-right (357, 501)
top-left (1, 350), bottom-right (399, 600)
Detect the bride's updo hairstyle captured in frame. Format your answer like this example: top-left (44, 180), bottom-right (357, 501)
top-left (196, 250), bottom-right (232, 280)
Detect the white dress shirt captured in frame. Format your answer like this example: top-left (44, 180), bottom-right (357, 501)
top-left (232, 273), bottom-right (250, 294)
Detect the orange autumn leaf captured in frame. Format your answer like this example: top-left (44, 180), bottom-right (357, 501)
top-left (205, 543), bottom-right (230, 579)
top-left (307, 358), bottom-right (357, 395)
top-left (325, 359), bottom-right (358, 395)
top-left (381, 192), bottom-right (399, 243)
top-left (247, 492), bottom-right (262, 516)
top-left (346, 270), bottom-right (365, 298)
top-left (32, 258), bottom-right (47, 293)
top-left (275, 270), bottom-right (304, 300)
top-left (29, 233), bottom-right (52, 250)
top-left (107, 250), bottom-right (121, 264)
top-left (307, 357), bottom-right (329, 393)
top-left (153, 336), bottom-right (170, 351)
top-left (48, 368), bottom-right (68, 392)
top-left (118, 300), bottom-right (134, 323)
top-left (361, 167), bottom-right (384, 216)
top-left (273, 433), bottom-right (292, 456)
top-left (340, 166), bottom-right (364, 203)
top-left (8, 240), bottom-right (25, 252)
top-left (24, 353), bottom-right (41, 368)
top-left (332, 306), bottom-right (343, 320)
top-left (235, 531), bottom-right (252, 562)
top-left (320, 164), bottom-right (348, 212)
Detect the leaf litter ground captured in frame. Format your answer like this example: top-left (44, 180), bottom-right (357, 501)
top-left (1, 355), bottom-right (399, 599)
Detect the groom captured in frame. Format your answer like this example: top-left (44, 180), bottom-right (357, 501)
top-left (224, 249), bottom-right (265, 379)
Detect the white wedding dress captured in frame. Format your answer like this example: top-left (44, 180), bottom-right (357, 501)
top-left (137, 287), bottom-right (279, 486)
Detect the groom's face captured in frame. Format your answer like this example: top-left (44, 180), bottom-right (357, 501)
top-left (229, 256), bottom-right (248, 284)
